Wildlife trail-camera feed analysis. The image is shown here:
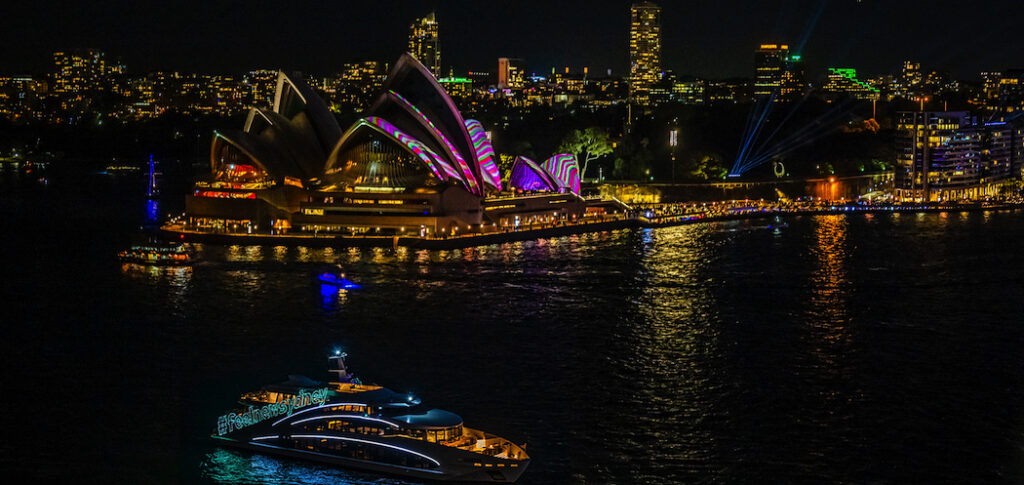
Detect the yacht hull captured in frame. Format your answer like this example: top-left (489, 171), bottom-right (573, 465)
top-left (214, 436), bottom-right (529, 482)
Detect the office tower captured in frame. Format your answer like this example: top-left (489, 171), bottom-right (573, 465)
top-left (754, 44), bottom-right (789, 99)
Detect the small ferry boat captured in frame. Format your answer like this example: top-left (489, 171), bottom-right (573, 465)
top-left (319, 266), bottom-right (360, 289)
top-left (118, 243), bottom-right (198, 266)
top-left (212, 353), bottom-right (530, 482)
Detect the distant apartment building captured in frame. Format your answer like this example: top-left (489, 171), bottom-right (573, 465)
top-left (244, 70), bottom-right (280, 109)
top-left (0, 76), bottom-right (48, 120)
top-left (52, 49), bottom-right (107, 96)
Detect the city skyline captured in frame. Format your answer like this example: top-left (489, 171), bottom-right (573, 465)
top-left (2, 1), bottom-right (1021, 80)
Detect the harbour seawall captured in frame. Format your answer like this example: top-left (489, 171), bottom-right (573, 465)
top-left (162, 201), bottom-right (1021, 250)
top-left (593, 173), bottom-right (894, 203)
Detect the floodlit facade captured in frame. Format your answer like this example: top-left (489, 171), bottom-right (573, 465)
top-left (184, 54), bottom-right (588, 238)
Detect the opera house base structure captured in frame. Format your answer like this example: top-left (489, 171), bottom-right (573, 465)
top-left (168, 54), bottom-right (631, 247)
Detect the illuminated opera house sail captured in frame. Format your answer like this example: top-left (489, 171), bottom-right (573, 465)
top-left (184, 54), bottom-right (594, 238)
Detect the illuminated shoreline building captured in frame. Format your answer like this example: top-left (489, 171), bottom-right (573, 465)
top-left (182, 54), bottom-right (591, 238)
top-left (409, 12), bottom-right (441, 78)
top-left (629, 2), bottom-right (661, 105)
top-left (895, 111), bottom-right (1024, 202)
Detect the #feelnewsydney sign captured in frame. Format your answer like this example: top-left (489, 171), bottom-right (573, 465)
top-left (217, 388), bottom-right (330, 435)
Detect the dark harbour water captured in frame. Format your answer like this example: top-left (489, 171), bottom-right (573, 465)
top-left (2, 166), bottom-right (1023, 484)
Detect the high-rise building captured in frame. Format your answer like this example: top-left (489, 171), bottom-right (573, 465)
top-left (629, 2), bottom-right (661, 104)
top-left (498, 58), bottom-right (526, 90)
top-left (52, 49), bottom-right (107, 96)
top-left (754, 44), bottom-right (792, 99)
top-left (409, 12), bottom-right (441, 77)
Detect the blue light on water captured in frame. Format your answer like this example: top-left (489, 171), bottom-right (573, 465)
top-left (320, 284), bottom-right (339, 297)
top-left (146, 199), bottom-right (160, 224)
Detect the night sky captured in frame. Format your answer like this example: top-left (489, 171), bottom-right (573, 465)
top-left (3, 0), bottom-right (1020, 80)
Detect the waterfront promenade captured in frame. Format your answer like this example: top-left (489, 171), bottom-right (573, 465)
top-left (161, 200), bottom-right (1023, 250)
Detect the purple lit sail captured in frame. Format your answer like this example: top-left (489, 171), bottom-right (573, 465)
top-left (509, 156), bottom-right (557, 192)
top-left (464, 119), bottom-right (501, 190)
top-left (541, 154), bottom-right (581, 195)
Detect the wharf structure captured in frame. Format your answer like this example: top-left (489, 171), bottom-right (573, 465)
top-left (179, 54), bottom-right (619, 239)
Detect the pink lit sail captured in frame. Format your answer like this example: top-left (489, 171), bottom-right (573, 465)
top-left (464, 119), bottom-right (501, 190)
top-left (365, 116), bottom-right (451, 180)
top-left (388, 91), bottom-right (480, 194)
top-left (541, 154), bottom-right (581, 195)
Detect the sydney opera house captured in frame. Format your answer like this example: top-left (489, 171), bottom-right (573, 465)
top-left (184, 54), bottom-right (599, 238)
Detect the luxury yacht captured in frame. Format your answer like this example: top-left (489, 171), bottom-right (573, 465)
top-left (212, 353), bottom-right (530, 482)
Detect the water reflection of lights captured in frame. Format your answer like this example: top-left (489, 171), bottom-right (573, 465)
top-left (371, 247), bottom-right (387, 263)
top-left (145, 199), bottom-right (160, 225)
top-left (246, 245), bottom-right (262, 260)
top-left (808, 215), bottom-right (852, 381)
top-left (617, 223), bottom-right (724, 468)
top-left (120, 262), bottom-right (194, 281)
top-left (200, 448), bottom-right (394, 485)
top-left (320, 283), bottom-right (350, 309)
top-left (273, 245), bottom-right (287, 262)
top-left (414, 249), bottom-right (430, 265)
